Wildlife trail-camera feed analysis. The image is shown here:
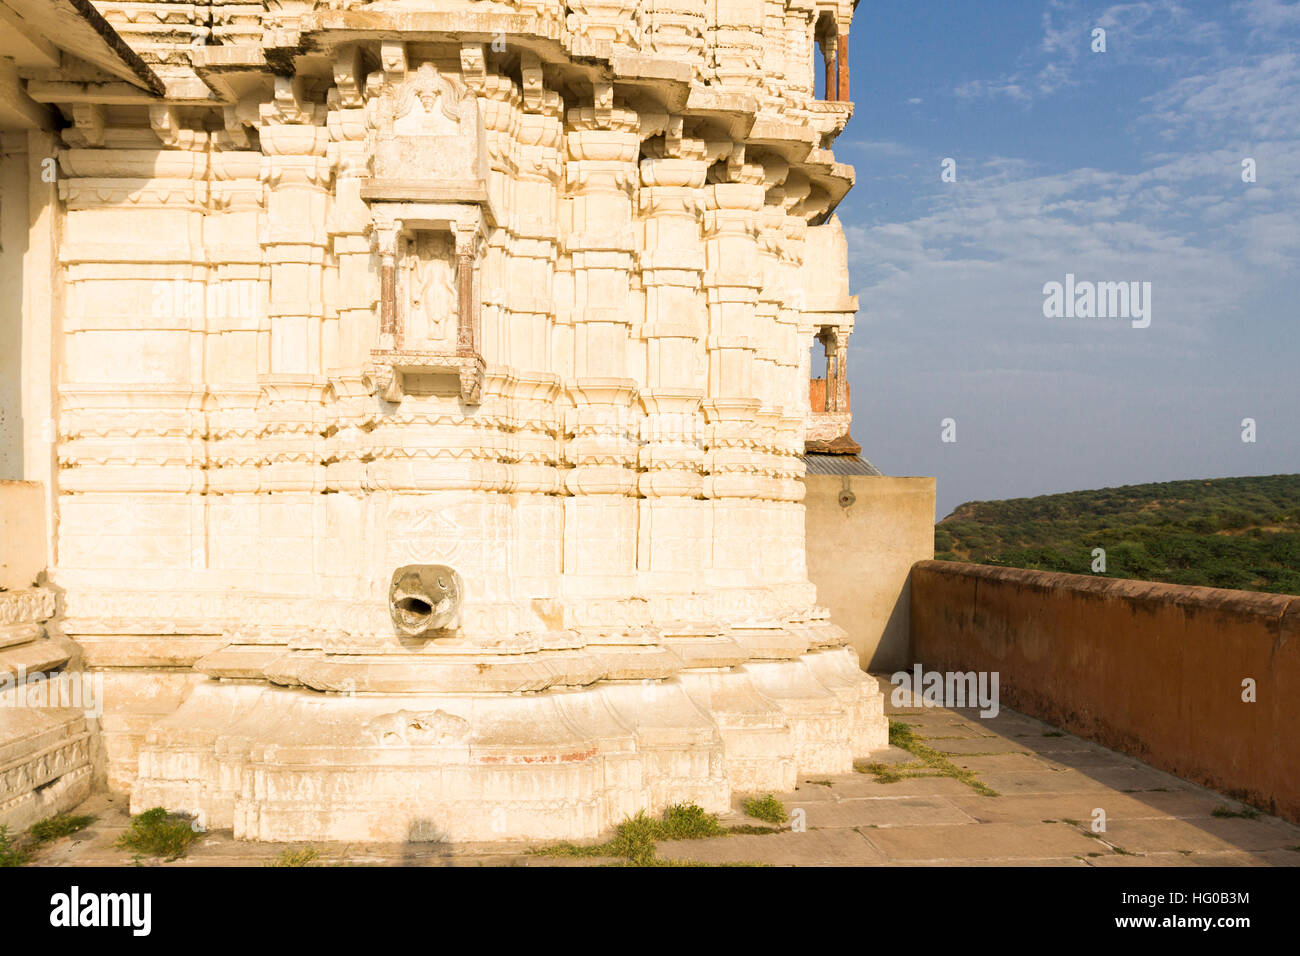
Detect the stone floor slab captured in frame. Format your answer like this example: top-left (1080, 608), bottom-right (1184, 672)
top-left (791, 795), bottom-right (976, 829)
top-left (948, 793), bottom-right (1157, 825)
top-left (859, 821), bottom-right (1106, 863)
top-left (977, 769), bottom-right (1117, 795)
top-left (829, 774), bottom-right (985, 798)
top-left (945, 753), bottom-right (1057, 773)
top-left (658, 828), bottom-right (886, 866)
top-left (1009, 734), bottom-right (1116, 754)
top-left (1081, 766), bottom-right (1200, 792)
top-left (769, 783), bottom-right (838, 804)
top-left (1098, 816), bottom-right (1300, 854)
top-left (929, 736), bottom-right (1037, 755)
top-left (1102, 788), bottom-right (1236, 818)
top-left (889, 856), bottom-right (1092, 867)
top-left (1086, 851), bottom-right (1272, 867)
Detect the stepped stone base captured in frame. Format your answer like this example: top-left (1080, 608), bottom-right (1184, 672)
top-left (0, 708), bottom-right (94, 832)
top-left (132, 646), bottom-right (886, 842)
top-left (0, 581), bottom-right (96, 832)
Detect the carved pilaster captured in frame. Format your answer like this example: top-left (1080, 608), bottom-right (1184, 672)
top-left (560, 99), bottom-right (641, 587)
top-left (645, 0), bottom-right (707, 77)
top-left (259, 76), bottom-right (332, 378)
top-left (566, 0), bottom-right (642, 56)
top-left (326, 52), bottom-right (378, 376)
top-left (699, 152), bottom-right (769, 584)
top-left (785, 0), bottom-right (818, 101)
top-left (509, 60), bottom-right (563, 375)
top-left (635, 136), bottom-right (710, 585)
top-left (709, 0), bottom-right (766, 89)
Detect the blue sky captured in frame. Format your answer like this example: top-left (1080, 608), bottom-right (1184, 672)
top-left (835, 0), bottom-right (1300, 517)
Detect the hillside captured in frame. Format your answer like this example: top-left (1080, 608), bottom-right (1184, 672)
top-left (934, 474), bottom-right (1300, 595)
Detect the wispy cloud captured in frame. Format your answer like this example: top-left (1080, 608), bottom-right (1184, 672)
top-left (955, 0), bottom-right (1229, 104)
top-left (1144, 52), bottom-right (1300, 140)
top-left (848, 4), bottom-right (1300, 509)
top-left (1233, 0), bottom-right (1300, 32)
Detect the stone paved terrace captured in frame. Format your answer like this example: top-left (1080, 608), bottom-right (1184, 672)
top-left (25, 679), bottom-right (1300, 868)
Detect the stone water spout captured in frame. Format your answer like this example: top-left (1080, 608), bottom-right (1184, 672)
top-left (389, 565), bottom-right (463, 636)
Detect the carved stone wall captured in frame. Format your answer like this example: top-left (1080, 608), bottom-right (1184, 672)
top-left (11, 0), bottom-right (880, 841)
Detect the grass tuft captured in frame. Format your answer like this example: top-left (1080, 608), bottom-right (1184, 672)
top-left (741, 794), bottom-right (787, 825)
top-left (114, 807), bottom-right (200, 862)
top-left (860, 720), bottom-right (1000, 796)
top-left (29, 813), bottom-right (95, 846)
top-left (1211, 804), bottom-right (1260, 819)
top-left (531, 803), bottom-right (734, 866)
top-left (659, 803), bottom-right (728, 840)
top-left (267, 847), bottom-right (320, 867)
top-left (0, 826), bottom-right (30, 867)
top-left (1, 812), bottom-right (98, 866)
top-left (889, 721), bottom-right (918, 748)
top-left (857, 760), bottom-right (931, 784)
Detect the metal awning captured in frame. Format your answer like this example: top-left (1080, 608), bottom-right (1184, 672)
top-left (802, 453), bottom-right (883, 476)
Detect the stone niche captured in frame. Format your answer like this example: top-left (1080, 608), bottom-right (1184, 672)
top-left (362, 54), bottom-right (492, 404)
top-left (368, 211), bottom-right (487, 404)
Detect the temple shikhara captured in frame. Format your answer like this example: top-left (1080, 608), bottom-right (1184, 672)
top-left (0, 0), bottom-right (884, 841)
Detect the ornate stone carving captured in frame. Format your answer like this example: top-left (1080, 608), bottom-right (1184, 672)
top-left (366, 710), bottom-right (470, 748)
top-left (366, 61), bottom-right (484, 185)
top-left (403, 232), bottom-right (458, 349)
top-left (15, 0), bottom-right (878, 843)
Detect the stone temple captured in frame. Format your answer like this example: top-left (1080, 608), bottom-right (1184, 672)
top-left (0, 0), bottom-right (888, 842)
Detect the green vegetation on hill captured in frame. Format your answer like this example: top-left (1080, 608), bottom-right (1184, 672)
top-left (934, 475), bottom-right (1300, 595)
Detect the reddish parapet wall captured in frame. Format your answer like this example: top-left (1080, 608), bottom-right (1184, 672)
top-left (910, 560), bottom-right (1300, 823)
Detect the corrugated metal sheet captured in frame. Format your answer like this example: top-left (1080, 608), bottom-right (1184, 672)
top-left (802, 454), bottom-right (883, 476)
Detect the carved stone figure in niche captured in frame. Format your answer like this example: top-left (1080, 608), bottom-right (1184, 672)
top-left (391, 63), bottom-right (461, 137)
top-left (404, 232), bottom-right (457, 347)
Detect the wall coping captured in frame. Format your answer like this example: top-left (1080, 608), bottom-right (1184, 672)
top-left (912, 559), bottom-right (1298, 621)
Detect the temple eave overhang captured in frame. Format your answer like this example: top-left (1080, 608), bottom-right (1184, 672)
top-left (2, 0), bottom-right (163, 95)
